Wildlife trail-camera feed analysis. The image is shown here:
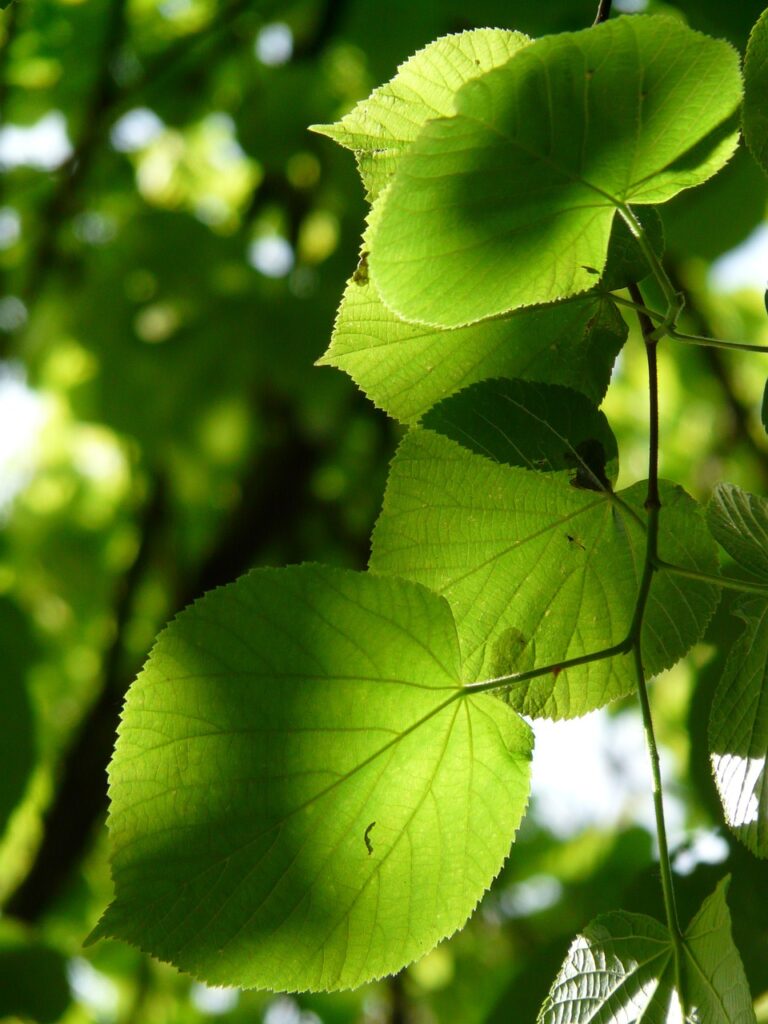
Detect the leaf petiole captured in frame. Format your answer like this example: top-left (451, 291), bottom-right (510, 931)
top-left (655, 558), bottom-right (768, 595)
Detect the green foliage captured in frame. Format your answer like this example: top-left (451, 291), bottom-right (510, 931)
top-left (368, 16), bottom-right (741, 327)
top-left (708, 484), bottom-right (768, 580)
top-left (539, 878), bottom-right (755, 1023)
top-left (92, 565), bottom-right (533, 990)
top-left (312, 29), bottom-right (532, 201)
top-left (369, 380), bottom-right (718, 718)
top-left (4, 2), bottom-right (768, 1019)
top-left (745, 8), bottom-right (768, 177)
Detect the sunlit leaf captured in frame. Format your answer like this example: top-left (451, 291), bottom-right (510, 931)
top-left (91, 565), bottom-right (533, 991)
top-left (322, 280), bottom-right (625, 423)
top-left (707, 483), bottom-right (768, 580)
top-left (682, 878), bottom-right (756, 1023)
top-left (710, 596), bottom-right (768, 857)
top-left (538, 879), bottom-right (754, 1023)
top-left (370, 380), bottom-right (719, 719)
top-left (538, 909), bottom-right (678, 1023)
top-left (312, 29), bottom-right (531, 201)
top-left (369, 16), bottom-right (741, 326)
top-left (744, 7), bottom-right (768, 178)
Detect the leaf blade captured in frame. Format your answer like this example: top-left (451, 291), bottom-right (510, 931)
top-left (92, 565), bottom-right (533, 991)
top-left (369, 16), bottom-right (741, 326)
top-left (370, 381), bottom-right (720, 718)
top-left (709, 596), bottom-right (768, 857)
top-left (744, 8), bottom-right (768, 178)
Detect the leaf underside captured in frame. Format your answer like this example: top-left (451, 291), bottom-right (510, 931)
top-left (92, 565), bottom-right (533, 991)
top-left (538, 878), bottom-right (755, 1023)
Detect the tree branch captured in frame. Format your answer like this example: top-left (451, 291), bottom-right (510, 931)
top-left (593, 0), bottom-right (612, 26)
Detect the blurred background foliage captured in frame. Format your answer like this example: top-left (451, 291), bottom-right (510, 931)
top-left (0, 0), bottom-right (767, 1021)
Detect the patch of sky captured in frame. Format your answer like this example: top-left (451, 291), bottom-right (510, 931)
top-left (0, 111), bottom-right (72, 170)
top-left (255, 23), bottom-right (293, 66)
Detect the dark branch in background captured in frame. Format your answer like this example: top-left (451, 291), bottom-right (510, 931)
top-left (293, 0), bottom-right (350, 61)
top-left (2, 0), bottom-right (376, 924)
top-left (593, 0), bottom-right (612, 26)
top-left (4, 397), bottom-right (334, 922)
top-left (119, 0), bottom-right (255, 107)
top-left (18, 0), bottom-right (129, 317)
top-left (389, 971), bottom-right (410, 1024)
top-left (0, 0), bottom-right (19, 124)
top-left (4, 475), bottom-right (168, 922)
top-left (665, 262), bottom-right (768, 492)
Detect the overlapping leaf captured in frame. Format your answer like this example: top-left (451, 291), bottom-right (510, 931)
top-left (322, 281), bottom-right (625, 423)
top-left (707, 483), bottom-right (768, 580)
top-left (710, 598), bottom-right (768, 858)
top-left (312, 29), bottom-right (531, 200)
top-left (319, 211), bottom-right (666, 423)
top-left (744, 8), bottom-right (768, 177)
top-left (710, 592), bottom-right (768, 858)
top-left (538, 879), bottom-right (754, 1023)
top-left (370, 380), bottom-right (720, 719)
top-left (369, 15), bottom-right (741, 326)
top-left (91, 565), bottom-right (533, 991)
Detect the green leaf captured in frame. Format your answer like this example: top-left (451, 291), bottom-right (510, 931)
top-left (370, 380), bottom-right (720, 719)
top-left (537, 909), bottom-right (678, 1023)
top-left (682, 877), bottom-right (756, 1023)
top-left (91, 564), bottom-right (533, 991)
top-left (321, 279), bottom-right (626, 424)
top-left (311, 29), bottom-right (531, 201)
top-left (744, 8), bottom-right (768, 178)
top-left (369, 16), bottom-right (742, 327)
top-left (707, 483), bottom-right (768, 581)
top-left (709, 596), bottom-right (768, 857)
top-left (537, 879), bottom-right (755, 1023)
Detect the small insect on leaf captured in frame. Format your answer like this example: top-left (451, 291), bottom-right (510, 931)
top-left (364, 821), bottom-right (376, 855)
top-left (565, 534), bottom-right (586, 550)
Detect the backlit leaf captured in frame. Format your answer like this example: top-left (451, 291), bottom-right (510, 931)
top-left (538, 879), bottom-right (754, 1023)
top-left (312, 29), bottom-right (531, 201)
top-left (91, 565), bottom-right (533, 991)
top-left (370, 380), bottom-right (720, 718)
top-left (744, 7), bottom-right (768, 177)
top-left (369, 16), bottom-right (741, 326)
top-left (710, 597), bottom-right (768, 857)
top-left (321, 280), bottom-right (625, 423)
top-left (707, 483), bottom-right (768, 581)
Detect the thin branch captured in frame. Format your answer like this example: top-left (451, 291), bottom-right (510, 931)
top-left (656, 560), bottom-right (768, 596)
top-left (464, 639), bottom-right (630, 695)
top-left (4, 474), bottom-right (167, 922)
top-left (627, 279), bottom-right (686, 998)
top-left (593, 0), bottom-right (612, 25)
top-left (619, 205), bottom-right (683, 328)
top-left (19, 0), bottom-right (129, 315)
top-left (668, 327), bottom-right (768, 354)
